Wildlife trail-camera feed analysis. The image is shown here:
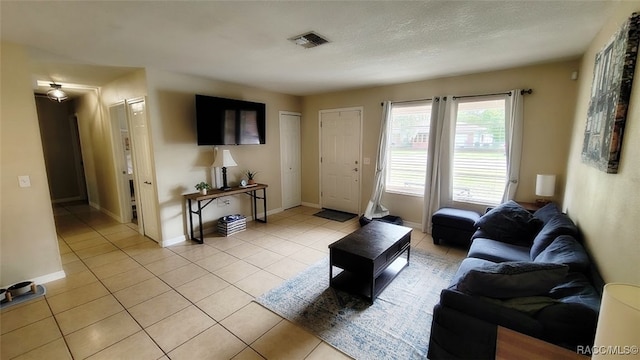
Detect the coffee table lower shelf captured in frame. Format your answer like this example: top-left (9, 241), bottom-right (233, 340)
top-left (330, 255), bottom-right (409, 303)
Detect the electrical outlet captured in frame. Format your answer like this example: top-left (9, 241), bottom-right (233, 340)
top-left (18, 175), bottom-right (31, 188)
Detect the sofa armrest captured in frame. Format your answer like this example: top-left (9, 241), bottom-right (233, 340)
top-left (439, 289), bottom-right (544, 338)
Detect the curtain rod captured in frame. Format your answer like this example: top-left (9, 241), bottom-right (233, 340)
top-left (452, 89), bottom-right (532, 100)
top-left (381, 98), bottom-right (433, 106)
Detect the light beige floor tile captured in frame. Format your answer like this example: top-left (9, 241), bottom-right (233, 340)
top-left (45, 269), bottom-right (99, 297)
top-left (55, 295), bottom-right (123, 335)
top-left (47, 281), bottom-right (110, 314)
top-left (224, 242), bottom-right (263, 259)
top-left (196, 251), bottom-right (240, 272)
top-left (157, 263), bottom-right (209, 288)
top-left (61, 252), bottom-right (80, 264)
top-left (289, 247), bottom-right (327, 265)
top-left (65, 311), bottom-right (141, 359)
top-left (96, 224), bottom-right (134, 236)
top-left (111, 234), bottom-right (152, 249)
top-left (176, 273), bottom-right (230, 303)
top-left (196, 286), bottom-right (253, 321)
top-left (62, 259), bottom-right (89, 275)
top-left (0, 317), bottom-right (62, 359)
top-left (234, 270), bottom-right (283, 297)
top-left (82, 250), bottom-right (130, 268)
top-left (75, 242), bottom-right (119, 259)
top-left (306, 342), bottom-right (353, 360)
top-left (58, 241), bottom-right (72, 254)
top-left (168, 324), bottom-right (246, 360)
top-left (131, 247), bottom-right (175, 265)
top-left (101, 266), bottom-right (156, 293)
top-left (206, 236), bottom-right (247, 251)
top-left (146, 305), bottom-right (216, 352)
top-left (213, 260), bottom-right (260, 284)
top-left (220, 302), bottom-right (281, 344)
top-left (13, 338), bottom-right (72, 360)
top-left (128, 290), bottom-right (191, 328)
top-left (91, 257), bottom-right (143, 279)
top-left (103, 228), bottom-right (141, 242)
top-left (68, 237), bottom-right (110, 251)
top-left (252, 320), bottom-right (321, 360)
top-left (174, 244), bottom-right (221, 262)
top-left (113, 277), bottom-right (171, 308)
top-left (232, 346), bottom-right (265, 360)
top-left (86, 331), bottom-right (164, 360)
top-left (265, 258), bottom-right (308, 279)
top-left (62, 231), bottom-right (102, 244)
top-left (1, 299), bottom-right (51, 334)
top-left (144, 254), bottom-right (190, 275)
top-left (243, 249), bottom-right (284, 269)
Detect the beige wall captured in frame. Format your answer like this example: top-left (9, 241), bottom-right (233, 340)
top-left (302, 60), bottom-right (579, 224)
top-left (1, 42), bottom-right (63, 286)
top-left (144, 69), bottom-right (301, 244)
top-left (564, 3), bottom-right (640, 284)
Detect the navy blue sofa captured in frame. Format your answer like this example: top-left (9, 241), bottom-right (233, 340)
top-left (428, 202), bottom-right (603, 359)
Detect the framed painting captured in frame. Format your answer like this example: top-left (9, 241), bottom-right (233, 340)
top-left (582, 12), bottom-right (639, 173)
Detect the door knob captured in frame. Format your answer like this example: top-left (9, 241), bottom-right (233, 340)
top-left (353, 168), bottom-right (358, 172)
top-left (144, 181), bottom-right (152, 185)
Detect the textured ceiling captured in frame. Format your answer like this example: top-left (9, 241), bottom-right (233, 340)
top-left (1, 1), bottom-right (617, 96)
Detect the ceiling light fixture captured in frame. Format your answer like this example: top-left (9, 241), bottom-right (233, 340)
top-left (47, 84), bottom-right (68, 102)
top-left (288, 31), bottom-right (329, 49)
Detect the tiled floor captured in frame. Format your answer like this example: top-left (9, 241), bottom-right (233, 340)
top-left (1, 203), bottom-right (463, 359)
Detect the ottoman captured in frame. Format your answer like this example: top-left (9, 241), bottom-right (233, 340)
top-left (432, 208), bottom-right (480, 246)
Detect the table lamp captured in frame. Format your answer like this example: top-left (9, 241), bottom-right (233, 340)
top-left (212, 149), bottom-right (237, 191)
top-left (592, 283), bottom-right (640, 359)
top-left (535, 174), bottom-right (556, 206)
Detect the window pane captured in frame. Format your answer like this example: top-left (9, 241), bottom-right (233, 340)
top-left (453, 98), bottom-right (506, 205)
top-left (386, 102), bottom-right (431, 196)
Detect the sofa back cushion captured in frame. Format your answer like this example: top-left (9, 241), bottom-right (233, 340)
top-left (529, 213), bottom-right (579, 259)
top-left (474, 200), bottom-right (543, 246)
top-left (455, 261), bottom-right (569, 299)
top-left (534, 235), bottom-right (590, 273)
top-left (533, 202), bottom-right (562, 223)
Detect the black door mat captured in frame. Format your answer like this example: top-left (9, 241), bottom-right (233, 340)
top-left (314, 209), bottom-right (357, 222)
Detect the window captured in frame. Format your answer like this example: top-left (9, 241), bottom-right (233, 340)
top-left (452, 98), bottom-right (507, 205)
top-left (385, 101), bottom-right (432, 196)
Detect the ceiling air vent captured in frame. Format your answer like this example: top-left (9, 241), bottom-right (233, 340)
top-left (288, 31), bottom-right (329, 49)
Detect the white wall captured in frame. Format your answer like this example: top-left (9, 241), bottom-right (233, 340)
top-left (1, 42), bottom-right (64, 286)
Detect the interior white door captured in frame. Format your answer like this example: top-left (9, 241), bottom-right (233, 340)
top-left (280, 112), bottom-right (302, 209)
top-left (128, 98), bottom-right (160, 242)
top-left (320, 109), bottom-right (361, 214)
top-left (109, 103), bottom-right (133, 223)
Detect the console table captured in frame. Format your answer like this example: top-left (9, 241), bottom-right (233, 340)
top-left (183, 184), bottom-right (267, 243)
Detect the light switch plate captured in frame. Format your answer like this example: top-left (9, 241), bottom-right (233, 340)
top-left (18, 175), bottom-right (31, 188)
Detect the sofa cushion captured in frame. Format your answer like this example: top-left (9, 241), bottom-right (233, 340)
top-left (534, 235), bottom-right (590, 273)
top-left (455, 261), bottom-right (569, 299)
top-left (468, 238), bottom-right (531, 263)
top-left (451, 257), bottom-right (497, 286)
top-left (530, 214), bottom-right (579, 259)
top-left (474, 201), bottom-right (543, 246)
top-left (533, 202), bottom-right (562, 223)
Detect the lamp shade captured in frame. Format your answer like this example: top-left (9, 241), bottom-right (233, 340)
top-left (211, 149), bottom-right (237, 168)
top-left (592, 283), bottom-right (640, 359)
top-left (535, 174), bottom-right (556, 197)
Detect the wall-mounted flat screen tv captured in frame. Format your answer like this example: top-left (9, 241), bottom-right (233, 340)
top-left (195, 94), bottom-right (266, 145)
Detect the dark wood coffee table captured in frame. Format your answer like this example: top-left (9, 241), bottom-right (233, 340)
top-left (328, 221), bottom-right (412, 303)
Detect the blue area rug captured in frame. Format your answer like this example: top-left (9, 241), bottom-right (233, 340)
top-left (255, 249), bottom-right (461, 359)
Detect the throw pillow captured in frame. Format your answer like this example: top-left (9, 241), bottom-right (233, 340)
top-left (529, 214), bottom-right (579, 259)
top-left (456, 261), bottom-right (569, 299)
top-left (533, 202), bottom-right (562, 223)
top-left (534, 235), bottom-right (590, 273)
top-left (474, 200), bottom-right (543, 245)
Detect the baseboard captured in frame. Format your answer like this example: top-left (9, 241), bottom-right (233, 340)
top-left (301, 202), bottom-right (321, 209)
top-left (2, 270), bottom-right (67, 288)
top-left (402, 220), bottom-right (422, 230)
top-left (162, 235), bottom-right (187, 247)
top-left (52, 196), bottom-right (84, 204)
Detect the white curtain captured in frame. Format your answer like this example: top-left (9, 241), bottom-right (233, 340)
top-left (422, 96), bottom-right (457, 233)
top-left (364, 101), bottom-right (391, 220)
top-left (501, 89), bottom-right (524, 202)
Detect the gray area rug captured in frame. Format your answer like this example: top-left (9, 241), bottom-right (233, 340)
top-left (313, 209), bottom-right (357, 222)
top-left (255, 249), bottom-right (461, 359)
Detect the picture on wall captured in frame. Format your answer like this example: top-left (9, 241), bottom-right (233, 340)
top-left (582, 12), bottom-right (639, 173)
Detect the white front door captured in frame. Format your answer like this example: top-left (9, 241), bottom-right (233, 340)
top-left (128, 98), bottom-right (160, 242)
top-left (320, 108), bottom-right (362, 214)
top-left (280, 112), bottom-right (302, 210)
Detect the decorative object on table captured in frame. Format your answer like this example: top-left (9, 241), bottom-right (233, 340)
top-left (582, 12), bottom-right (639, 174)
top-left (245, 170), bottom-right (258, 185)
top-left (592, 283), bottom-right (640, 360)
top-left (212, 149), bottom-right (237, 190)
top-left (217, 214), bottom-right (246, 236)
top-left (255, 248), bottom-right (461, 360)
top-left (535, 174), bottom-right (556, 206)
top-left (195, 181), bottom-right (212, 195)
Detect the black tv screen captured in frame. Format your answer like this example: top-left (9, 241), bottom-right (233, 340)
top-left (195, 95), bottom-right (266, 145)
